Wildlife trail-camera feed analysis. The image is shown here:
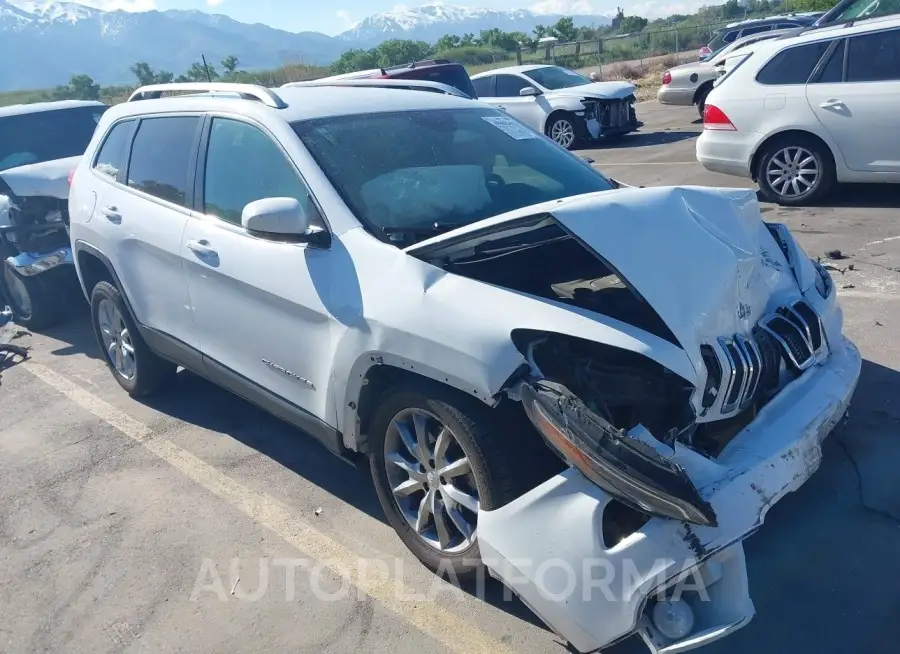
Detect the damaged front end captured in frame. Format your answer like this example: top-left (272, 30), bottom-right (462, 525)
top-left (509, 333), bottom-right (717, 528)
top-left (408, 185), bottom-right (861, 653)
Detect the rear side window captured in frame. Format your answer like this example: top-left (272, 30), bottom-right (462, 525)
top-left (756, 40), bottom-right (831, 85)
top-left (127, 116), bottom-right (201, 207)
top-left (740, 25), bottom-right (772, 37)
top-left (815, 40), bottom-right (845, 83)
top-left (847, 29), bottom-right (900, 82)
top-left (392, 65), bottom-right (477, 98)
top-left (723, 31), bottom-right (738, 44)
top-left (93, 120), bottom-right (134, 180)
top-left (472, 76), bottom-right (493, 98)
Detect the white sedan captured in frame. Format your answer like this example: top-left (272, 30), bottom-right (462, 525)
top-left (471, 65), bottom-right (640, 149)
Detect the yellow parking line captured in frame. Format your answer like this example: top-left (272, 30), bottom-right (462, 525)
top-left (24, 362), bottom-right (518, 654)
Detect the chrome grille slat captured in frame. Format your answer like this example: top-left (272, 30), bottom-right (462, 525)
top-left (708, 298), bottom-right (827, 417)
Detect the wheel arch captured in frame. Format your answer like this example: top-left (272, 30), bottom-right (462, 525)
top-left (749, 129), bottom-right (840, 183)
top-left (337, 351), bottom-right (525, 454)
top-left (543, 108), bottom-right (578, 136)
top-left (72, 242), bottom-right (138, 324)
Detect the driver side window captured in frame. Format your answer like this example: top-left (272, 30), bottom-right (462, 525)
top-left (203, 118), bottom-right (316, 225)
top-left (495, 74), bottom-right (532, 97)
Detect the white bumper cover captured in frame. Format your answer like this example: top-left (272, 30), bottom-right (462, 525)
top-left (479, 332), bottom-right (861, 653)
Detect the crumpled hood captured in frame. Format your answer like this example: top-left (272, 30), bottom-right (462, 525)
top-left (549, 186), bottom-right (802, 367)
top-left (0, 155), bottom-right (81, 200)
top-left (407, 185), bottom-right (810, 377)
top-left (552, 81), bottom-right (635, 100)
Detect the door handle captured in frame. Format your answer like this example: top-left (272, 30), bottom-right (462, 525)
top-left (820, 99), bottom-right (845, 109)
top-left (100, 206), bottom-right (121, 223)
top-left (187, 239), bottom-right (217, 258)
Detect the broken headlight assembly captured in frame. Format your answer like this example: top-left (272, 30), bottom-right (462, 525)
top-left (510, 333), bottom-right (717, 527)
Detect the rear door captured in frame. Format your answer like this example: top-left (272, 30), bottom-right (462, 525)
top-left (99, 115), bottom-right (202, 348)
top-left (807, 27), bottom-right (900, 174)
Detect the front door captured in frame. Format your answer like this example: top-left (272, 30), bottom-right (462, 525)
top-left (182, 116), bottom-right (339, 424)
top-left (808, 28), bottom-right (900, 174)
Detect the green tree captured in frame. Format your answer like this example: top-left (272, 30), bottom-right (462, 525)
top-left (551, 17), bottom-right (577, 42)
top-left (785, 0), bottom-right (837, 10)
top-left (330, 48), bottom-right (379, 74)
top-left (130, 62), bottom-right (175, 85)
top-left (619, 15), bottom-right (649, 33)
top-left (375, 39), bottom-right (433, 67)
top-left (221, 55), bottom-right (239, 74)
top-left (184, 61), bottom-right (219, 82)
top-left (68, 74), bottom-right (101, 101)
top-left (434, 34), bottom-right (461, 51)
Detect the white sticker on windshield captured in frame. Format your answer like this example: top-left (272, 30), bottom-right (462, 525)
top-left (482, 116), bottom-right (538, 140)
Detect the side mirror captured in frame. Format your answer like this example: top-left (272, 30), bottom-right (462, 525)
top-left (519, 86), bottom-right (541, 97)
top-left (241, 197), bottom-right (329, 246)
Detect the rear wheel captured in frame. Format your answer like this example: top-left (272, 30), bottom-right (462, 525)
top-left (90, 281), bottom-right (175, 396)
top-left (757, 135), bottom-right (835, 206)
top-left (695, 84), bottom-right (712, 118)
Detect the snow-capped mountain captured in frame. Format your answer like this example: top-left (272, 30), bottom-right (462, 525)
top-left (0, 1), bottom-right (614, 92)
top-left (341, 3), bottom-right (612, 42)
top-left (0, 0), bottom-right (352, 91)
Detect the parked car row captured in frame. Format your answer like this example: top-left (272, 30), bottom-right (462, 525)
top-left (693, 2), bottom-right (900, 206)
top-left (317, 59), bottom-right (642, 150)
top-left (1, 63), bottom-right (863, 654)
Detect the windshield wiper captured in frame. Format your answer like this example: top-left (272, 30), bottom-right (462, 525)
top-left (380, 222), bottom-right (464, 244)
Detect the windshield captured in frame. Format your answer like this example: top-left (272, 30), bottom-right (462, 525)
top-left (0, 105), bottom-right (106, 172)
top-left (522, 66), bottom-right (592, 90)
top-left (824, 0), bottom-right (900, 22)
top-left (292, 108), bottom-right (614, 244)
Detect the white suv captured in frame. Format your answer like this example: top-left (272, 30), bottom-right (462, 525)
top-left (70, 82), bottom-right (860, 654)
top-left (696, 14), bottom-right (900, 205)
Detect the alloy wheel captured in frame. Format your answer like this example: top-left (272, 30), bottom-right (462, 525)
top-left (97, 298), bottom-right (136, 380)
top-left (550, 119), bottom-right (576, 149)
top-left (766, 146), bottom-right (819, 200)
top-left (383, 408), bottom-right (480, 553)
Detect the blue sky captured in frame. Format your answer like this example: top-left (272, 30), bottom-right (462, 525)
top-left (78, 0), bottom-right (681, 36)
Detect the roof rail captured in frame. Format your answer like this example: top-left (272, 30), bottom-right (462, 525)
top-left (281, 78), bottom-right (472, 99)
top-left (127, 83), bottom-right (287, 109)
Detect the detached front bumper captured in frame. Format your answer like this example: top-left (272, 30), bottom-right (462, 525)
top-left (479, 335), bottom-right (861, 653)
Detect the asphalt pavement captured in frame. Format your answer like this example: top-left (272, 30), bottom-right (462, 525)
top-left (2, 102), bottom-right (900, 654)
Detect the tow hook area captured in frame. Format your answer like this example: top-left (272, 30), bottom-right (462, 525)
top-left (513, 379), bottom-right (718, 527)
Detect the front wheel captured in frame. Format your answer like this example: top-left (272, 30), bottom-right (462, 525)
top-left (547, 114), bottom-right (578, 150)
top-left (756, 136), bottom-right (835, 206)
top-left (369, 382), bottom-right (535, 580)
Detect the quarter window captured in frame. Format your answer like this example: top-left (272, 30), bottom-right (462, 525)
top-left (203, 118), bottom-right (313, 225)
top-left (756, 40), bottom-right (832, 85)
top-left (127, 116), bottom-right (200, 207)
top-left (93, 120), bottom-right (134, 180)
top-left (847, 29), bottom-right (900, 82)
top-left (472, 76), bottom-right (494, 98)
top-left (815, 40), bottom-right (845, 83)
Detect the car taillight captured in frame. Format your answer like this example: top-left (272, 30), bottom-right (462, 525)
top-left (699, 46), bottom-right (712, 56)
top-left (662, 70), bottom-right (672, 85)
top-left (703, 104), bottom-right (736, 131)
top-left (67, 169), bottom-right (76, 187)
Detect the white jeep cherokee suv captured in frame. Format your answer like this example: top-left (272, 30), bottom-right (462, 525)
top-left (69, 82), bottom-right (861, 654)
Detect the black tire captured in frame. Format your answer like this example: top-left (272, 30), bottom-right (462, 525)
top-left (89, 281), bottom-right (175, 397)
top-left (1, 258), bottom-right (62, 331)
top-left (547, 113), bottom-right (578, 150)
top-left (756, 134), bottom-right (836, 207)
top-left (368, 380), bottom-right (554, 580)
top-left (695, 84), bottom-right (712, 118)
